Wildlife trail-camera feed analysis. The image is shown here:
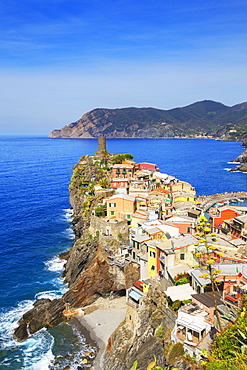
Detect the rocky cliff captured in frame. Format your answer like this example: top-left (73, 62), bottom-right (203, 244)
top-left (229, 149), bottom-right (247, 172)
top-left (13, 154), bottom-right (139, 342)
top-left (104, 284), bottom-right (200, 370)
top-left (48, 100), bottom-right (247, 140)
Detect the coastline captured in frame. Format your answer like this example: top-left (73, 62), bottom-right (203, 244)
top-left (70, 296), bottom-right (126, 369)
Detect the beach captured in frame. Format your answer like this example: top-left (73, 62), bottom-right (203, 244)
top-left (71, 296), bottom-right (126, 369)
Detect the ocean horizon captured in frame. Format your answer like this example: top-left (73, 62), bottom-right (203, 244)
top-left (0, 136), bottom-right (246, 369)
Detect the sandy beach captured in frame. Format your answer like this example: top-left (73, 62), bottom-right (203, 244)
top-left (71, 296), bottom-right (126, 369)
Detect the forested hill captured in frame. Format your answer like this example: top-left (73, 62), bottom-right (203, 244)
top-left (49, 100), bottom-right (247, 140)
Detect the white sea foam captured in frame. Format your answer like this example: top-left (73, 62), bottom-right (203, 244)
top-left (34, 290), bottom-right (63, 301)
top-left (44, 256), bottom-right (66, 272)
top-left (228, 161), bottom-right (240, 164)
top-left (0, 300), bottom-right (34, 350)
top-left (63, 208), bottom-right (73, 222)
top-left (63, 226), bottom-right (75, 240)
top-left (23, 329), bottom-right (54, 369)
top-left (51, 276), bottom-right (68, 292)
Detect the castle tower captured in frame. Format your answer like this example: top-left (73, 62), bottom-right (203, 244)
top-left (98, 137), bottom-right (106, 152)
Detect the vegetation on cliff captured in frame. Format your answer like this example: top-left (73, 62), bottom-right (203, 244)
top-left (204, 294), bottom-right (247, 370)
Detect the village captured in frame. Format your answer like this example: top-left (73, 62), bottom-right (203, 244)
top-left (70, 138), bottom-right (247, 364)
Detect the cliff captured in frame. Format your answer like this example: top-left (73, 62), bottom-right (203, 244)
top-left (48, 100), bottom-right (247, 140)
top-left (104, 284), bottom-right (200, 370)
top-left (13, 154), bottom-right (139, 342)
top-left (229, 149), bottom-right (247, 172)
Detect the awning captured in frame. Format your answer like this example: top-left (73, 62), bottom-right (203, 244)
top-left (129, 290), bottom-right (143, 302)
top-left (177, 318), bottom-right (206, 333)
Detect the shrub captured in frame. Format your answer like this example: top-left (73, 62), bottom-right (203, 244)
top-left (167, 342), bottom-right (184, 362)
top-left (172, 300), bottom-right (181, 311)
top-left (175, 277), bottom-right (189, 285)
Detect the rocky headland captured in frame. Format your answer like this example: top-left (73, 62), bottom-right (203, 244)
top-left (48, 100), bottom-right (247, 141)
top-left (13, 154), bottom-right (139, 344)
top-left (229, 147), bottom-right (247, 172)
top-left (13, 151), bottom-right (202, 370)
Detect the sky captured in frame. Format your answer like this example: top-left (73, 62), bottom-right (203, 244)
top-left (1, 0), bottom-right (247, 135)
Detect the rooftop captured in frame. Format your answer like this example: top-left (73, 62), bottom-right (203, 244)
top-left (168, 264), bottom-right (191, 279)
top-left (113, 164), bottom-right (134, 168)
top-left (164, 283), bottom-right (197, 301)
top-left (192, 291), bottom-right (222, 308)
top-left (107, 193), bottom-right (135, 202)
top-left (235, 214), bottom-right (247, 224)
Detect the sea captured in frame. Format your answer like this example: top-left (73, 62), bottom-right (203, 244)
top-left (0, 137), bottom-right (247, 369)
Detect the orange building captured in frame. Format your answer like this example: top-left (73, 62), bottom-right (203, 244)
top-left (209, 206), bottom-right (241, 232)
top-left (106, 194), bottom-right (136, 220)
top-left (165, 215), bottom-right (196, 235)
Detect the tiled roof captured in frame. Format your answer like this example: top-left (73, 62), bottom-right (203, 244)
top-left (191, 292), bottom-right (222, 308)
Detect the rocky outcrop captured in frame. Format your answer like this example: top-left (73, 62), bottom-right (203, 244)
top-left (14, 298), bottom-right (67, 342)
top-left (104, 285), bottom-right (173, 370)
top-left (233, 149), bottom-right (247, 164)
top-left (14, 233), bottom-right (139, 342)
top-left (103, 284), bottom-right (197, 370)
top-left (13, 155), bottom-right (139, 342)
top-left (229, 149), bottom-right (247, 172)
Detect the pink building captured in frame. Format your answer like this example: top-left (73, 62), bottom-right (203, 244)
top-left (138, 162), bottom-right (159, 171)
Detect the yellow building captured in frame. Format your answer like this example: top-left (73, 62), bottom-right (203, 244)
top-left (145, 240), bottom-right (160, 278)
top-left (172, 191), bottom-right (196, 204)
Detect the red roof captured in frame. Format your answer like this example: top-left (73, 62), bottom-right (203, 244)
top-left (133, 280), bottom-right (144, 291)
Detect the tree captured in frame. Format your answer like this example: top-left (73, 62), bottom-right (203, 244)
top-left (99, 177), bottom-right (110, 188)
top-left (194, 216), bottom-right (223, 332)
top-left (112, 153), bottom-right (134, 164)
top-left (99, 149), bottom-right (111, 167)
top-left (87, 182), bottom-right (95, 195)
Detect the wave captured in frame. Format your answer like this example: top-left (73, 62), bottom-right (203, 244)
top-left (63, 208), bottom-right (73, 222)
top-left (34, 289), bottom-right (64, 301)
top-left (23, 330), bottom-right (54, 370)
top-left (227, 161), bottom-right (240, 164)
top-left (44, 256), bottom-right (66, 272)
top-left (0, 301), bottom-right (54, 370)
top-left (63, 227), bottom-right (75, 240)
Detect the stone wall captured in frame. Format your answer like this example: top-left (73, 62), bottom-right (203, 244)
top-left (89, 215), bottom-right (129, 239)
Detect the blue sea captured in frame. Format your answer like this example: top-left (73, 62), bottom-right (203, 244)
top-left (0, 137), bottom-right (246, 369)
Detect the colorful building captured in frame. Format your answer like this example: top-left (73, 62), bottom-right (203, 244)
top-left (209, 206), bottom-right (241, 232)
top-left (138, 162), bottom-right (160, 171)
top-left (106, 194), bottom-right (136, 220)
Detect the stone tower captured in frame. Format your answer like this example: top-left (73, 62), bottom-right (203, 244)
top-left (98, 136), bottom-right (106, 151)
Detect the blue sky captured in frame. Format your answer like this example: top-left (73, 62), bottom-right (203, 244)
top-left (1, 0), bottom-right (247, 135)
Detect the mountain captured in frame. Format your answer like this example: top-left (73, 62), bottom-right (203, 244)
top-left (48, 100), bottom-right (247, 140)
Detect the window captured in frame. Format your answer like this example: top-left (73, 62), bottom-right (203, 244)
top-left (127, 215), bottom-right (131, 219)
top-left (150, 251), bottom-right (156, 258)
top-left (187, 227), bottom-right (191, 233)
top-left (133, 251), bottom-right (136, 260)
top-left (180, 253), bottom-right (185, 260)
top-left (109, 202), bottom-right (116, 207)
top-left (151, 265), bottom-right (155, 270)
top-left (110, 211), bottom-right (115, 216)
